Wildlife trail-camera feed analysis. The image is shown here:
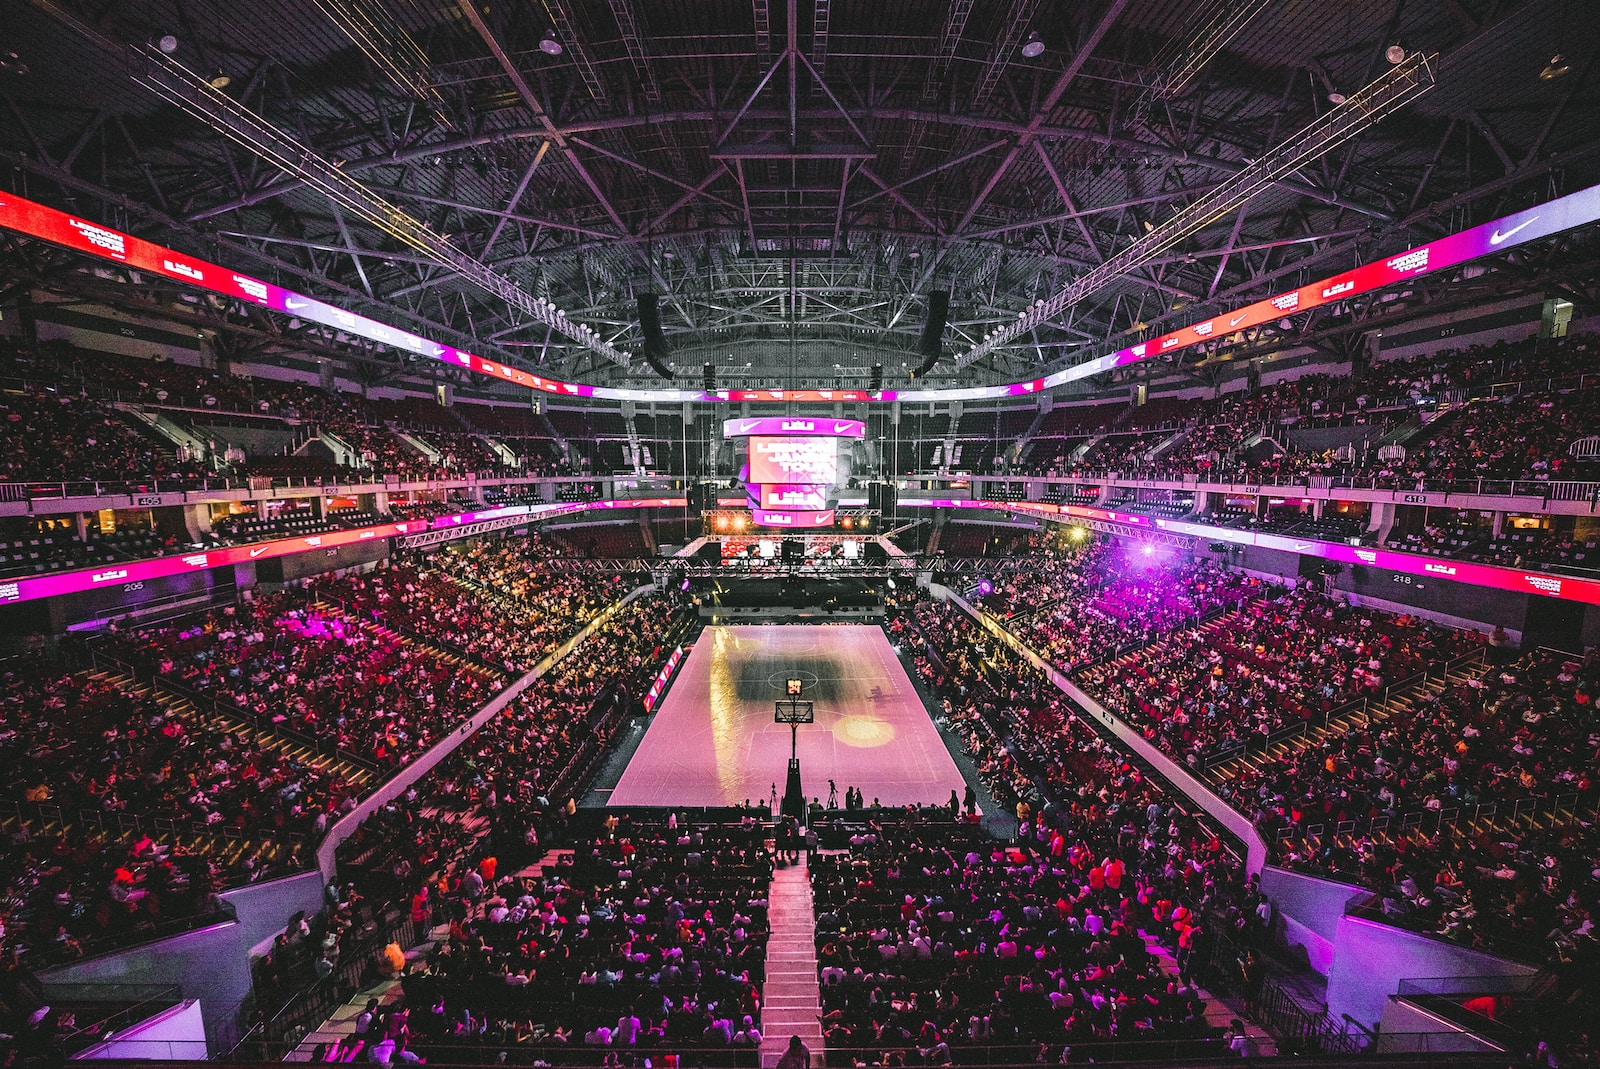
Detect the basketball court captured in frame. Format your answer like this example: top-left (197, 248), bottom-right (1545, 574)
top-left (607, 623), bottom-right (966, 809)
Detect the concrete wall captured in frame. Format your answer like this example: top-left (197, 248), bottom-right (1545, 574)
top-left (219, 870), bottom-right (328, 953)
top-left (1325, 914), bottom-right (1539, 1030)
top-left (38, 920), bottom-right (248, 1049)
top-left (1259, 867), bottom-right (1365, 975)
top-left (76, 999), bottom-right (209, 1061)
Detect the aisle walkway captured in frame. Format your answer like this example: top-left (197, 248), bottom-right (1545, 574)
top-left (760, 857), bottom-right (824, 1067)
top-left (1140, 932), bottom-right (1278, 1057)
top-left (287, 849), bottom-right (569, 1062)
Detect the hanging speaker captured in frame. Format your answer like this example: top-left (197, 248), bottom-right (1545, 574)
top-left (638, 293), bottom-right (674, 378)
top-left (869, 363), bottom-right (883, 391)
top-left (703, 362), bottom-right (716, 391)
top-left (914, 290), bottom-right (949, 376)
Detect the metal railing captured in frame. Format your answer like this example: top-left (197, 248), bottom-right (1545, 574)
top-left (232, 911), bottom-right (426, 1060)
top-left (1270, 791), bottom-right (1600, 854)
top-left (1257, 976), bottom-right (1367, 1056)
top-left (88, 648), bottom-right (382, 777)
top-left (1198, 647), bottom-right (1486, 771)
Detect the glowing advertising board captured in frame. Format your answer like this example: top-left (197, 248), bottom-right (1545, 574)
top-left (748, 436), bottom-right (840, 485)
top-left (756, 484), bottom-right (832, 511)
top-left (722, 417), bottom-right (866, 438)
top-left (6, 184), bottom-right (1596, 405)
top-left (642, 645), bottom-right (686, 713)
top-left (750, 507), bottom-right (837, 528)
top-left (896, 498), bottom-right (1600, 606)
top-left (0, 496), bottom-right (687, 607)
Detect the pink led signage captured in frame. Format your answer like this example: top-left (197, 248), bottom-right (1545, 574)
top-left (721, 417), bottom-right (867, 438)
top-left (750, 507), bottom-right (837, 528)
top-left (0, 497), bottom-right (687, 607)
top-left (898, 498), bottom-right (1600, 606)
top-left (6, 184), bottom-right (1597, 405)
top-left (642, 645), bottom-right (687, 713)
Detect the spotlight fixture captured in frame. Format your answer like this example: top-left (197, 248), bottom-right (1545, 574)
top-left (157, 34), bottom-right (179, 54)
top-left (1020, 31), bottom-right (1046, 58)
top-left (1385, 43), bottom-right (1407, 65)
top-left (1327, 89), bottom-right (1346, 105)
top-left (539, 30), bottom-right (564, 56)
top-left (208, 68), bottom-right (231, 89)
top-left (1540, 54), bottom-right (1571, 81)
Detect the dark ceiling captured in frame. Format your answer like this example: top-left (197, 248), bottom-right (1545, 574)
top-left (1, 0), bottom-right (1597, 393)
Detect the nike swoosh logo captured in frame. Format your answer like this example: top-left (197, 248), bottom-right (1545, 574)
top-left (1489, 218), bottom-right (1537, 245)
top-left (249, 547), bottom-right (268, 558)
top-left (833, 422), bottom-right (852, 433)
top-left (1229, 314), bottom-right (1247, 327)
top-left (284, 297), bottom-right (308, 310)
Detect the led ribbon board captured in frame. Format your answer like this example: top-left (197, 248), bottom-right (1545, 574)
top-left (898, 498), bottom-right (1600, 606)
top-left (3, 184), bottom-right (1598, 403)
top-left (0, 497), bottom-right (685, 607)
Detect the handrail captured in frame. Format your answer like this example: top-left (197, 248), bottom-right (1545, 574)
top-left (1197, 647), bottom-right (1487, 772)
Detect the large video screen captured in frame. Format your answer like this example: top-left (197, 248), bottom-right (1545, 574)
top-left (757, 483), bottom-right (831, 511)
top-left (748, 436), bottom-right (839, 484)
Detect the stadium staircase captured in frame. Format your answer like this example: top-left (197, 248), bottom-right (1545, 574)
top-left (1203, 653), bottom-right (1487, 784)
top-left (311, 599), bottom-right (512, 679)
top-left (75, 666), bottom-right (374, 870)
top-left (760, 857), bottom-right (824, 1067)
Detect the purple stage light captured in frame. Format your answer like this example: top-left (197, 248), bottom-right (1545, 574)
top-left (977, 579), bottom-right (994, 596)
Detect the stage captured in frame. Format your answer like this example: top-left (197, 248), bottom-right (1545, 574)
top-left (607, 624), bottom-right (966, 810)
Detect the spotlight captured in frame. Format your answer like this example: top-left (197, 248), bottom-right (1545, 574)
top-left (680, 578), bottom-right (691, 591)
top-left (887, 577), bottom-right (896, 590)
top-left (733, 515), bottom-right (747, 531)
top-left (841, 517), bottom-right (853, 529)
top-left (1540, 54), bottom-right (1571, 81)
top-left (540, 30), bottom-right (564, 56)
top-left (1069, 526), bottom-right (1086, 542)
top-left (976, 579), bottom-right (994, 597)
top-left (1385, 43), bottom-right (1407, 65)
top-left (1327, 89), bottom-right (1346, 105)
top-left (1141, 544), bottom-right (1154, 556)
top-left (1021, 31), bottom-right (1045, 58)
top-left (208, 68), bottom-right (232, 89)
top-left (157, 34), bottom-right (179, 54)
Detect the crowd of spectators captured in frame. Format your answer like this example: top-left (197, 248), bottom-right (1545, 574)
top-left (312, 545), bottom-right (628, 673)
top-left (873, 595), bottom-right (1269, 1063)
top-left (1076, 584), bottom-right (1485, 766)
top-left (1223, 647), bottom-right (1597, 964)
top-left (1018, 336), bottom-right (1600, 487)
top-left (0, 663), bottom-right (361, 962)
top-left (394, 823), bottom-right (771, 1061)
top-left (968, 538), bottom-right (1255, 672)
top-left (0, 389), bottom-right (206, 487)
top-left (102, 593), bottom-right (505, 771)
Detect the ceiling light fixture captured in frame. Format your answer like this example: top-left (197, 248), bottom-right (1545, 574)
top-left (1327, 89), bottom-right (1346, 104)
top-left (1385, 43), bottom-right (1407, 65)
top-left (208, 68), bottom-right (231, 89)
top-left (540, 30), bottom-right (563, 56)
top-left (1540, 54), bottom-right (1571, 81)
top-left (157, 34), bottom-right (179, 54)
top-left (1021, 31), bottom-right (1046, 58)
